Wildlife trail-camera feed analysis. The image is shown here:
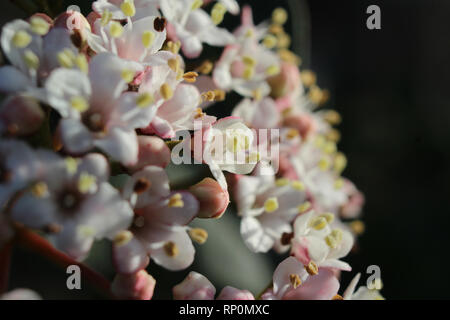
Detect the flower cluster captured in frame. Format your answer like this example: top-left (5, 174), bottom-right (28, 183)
top-left (0, 0), bottom-right (382, 300)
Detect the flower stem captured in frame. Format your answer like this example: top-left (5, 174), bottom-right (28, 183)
top-left (0, 242), bottom-right (13, 295)
top-left (14, 226), bottom-right (115, 299)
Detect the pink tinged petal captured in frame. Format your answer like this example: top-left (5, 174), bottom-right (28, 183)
top-left (59, 118), bottom-right (94, 154)
top-left (77, 153), bottom-right (110, 183)
top-left (115, 92), bottom-right (158, 130)
top-left (179, 33), bottom-right (203, 59)
top-left (44, 69), bottom-right (91, 118)
top-left (128, 135), bottom-right (171, 172)
top-left (283, 268), bottom-right (340, 300)
top-left (272, 257), bottom-right (305, 298)
top-left (320, 259), bottom-right (352, 272)
top-left (93, 127), bottom-right (138, 166)
top-left (0, 66), bottom-right (32, 94)
top-left (123, 166), bottom-right (171, 208)
top-left (216, 286), bottom-right (255, 300)
top-left (42, 28), bottom-right (78, 72)
top-left (291, 236), bottom-right (329, 265)
top-left (240, 217), bottom-right (274, 253)
top-left (173, 271), bottom-right (216, 300)
top-left (80, 182), bottom-right (134, 239)
top-left (113, 234), bottom-right (149, 274)
top-left (145, 116), bottom-right (175, 139)
top-left (150, 229), bottom-right (195, 271)
top-left (189, 178), bottom-right (230, 219)
top-left (0, 95), bottom-right (44, 136)
top-left (112, 270), bottom-right (156, 300)
top-left (139, 191), bottom-right (199, 227)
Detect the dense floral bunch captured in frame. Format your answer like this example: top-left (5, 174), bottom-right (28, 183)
top-left (0, 0), bottom-right (383, 300)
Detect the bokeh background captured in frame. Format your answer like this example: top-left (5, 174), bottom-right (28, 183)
top-left (2, 0), bottom-right (449, 299)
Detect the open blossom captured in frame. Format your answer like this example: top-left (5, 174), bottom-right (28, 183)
top-left (261, 257), bottom-right (340, 300)
top-left (232, 97), bottom-right (280, 129)
top-left (45, 52), bottom-right (155, 166)
top-left (161, 0), bottom-right (234, 58)
top-left (88, 15), bottom-right (167, 65)
top-left (114, 166), bottom-right (200, 272)
top-left (173, 271), bottom-right (254, 300)
top-left (234, 166), bottom-right (308, 253)
top-left (212, 6), bottom-right (280, 98)
top-left (11, 152), bottom-right (133, 260)
top-left (290, 210), bottom-right (354, 272)
top-left (195, 117), bottom-right (259, 190)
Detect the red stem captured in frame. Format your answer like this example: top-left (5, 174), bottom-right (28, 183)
top-left (14, 227), bottom-right (115, 299)
top-left (0, 242), bottom-right (12, 294)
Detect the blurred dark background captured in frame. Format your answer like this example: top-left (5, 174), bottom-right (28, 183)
top-left (3, 0), bottom-right (450, 299)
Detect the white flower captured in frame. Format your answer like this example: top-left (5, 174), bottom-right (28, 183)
top-left (161, 0), bottom-right (234, 58)
top-left (291, 210), bottom-right (354, 271)
top-left (44, 52), bottom-right (155, 166)
top-left (232, 97), bottom-right (280, 129)
top-left (234, 165), bottom-right (307, 253)
top-left (11, 152), bottom-right (133, 261)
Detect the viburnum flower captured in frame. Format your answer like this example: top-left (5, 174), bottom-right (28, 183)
top-left (44, 52), bottom-right (155, 166)
top-left (161, 0), bottom-right (234, 58)
top-left (234, 166), bottom-right (308, 253)
top-left (87, 15), bottom-right (167, 65)
top-left (232, 97), bottom-right (280, 129)
top-left (10, 152), bottom-right (133, 260)
top-left (173, 271), bottom-right (254, 300)
top-left (112, 269), bottom-right (156, 300)
top-left (194, 117), bottom-right (259, 190)
top-left (92, 0), bottom-right (160, 21)
top-left (290, 210), bottom-right (354, 271)
top-left (261, 256), bottom-right (340, 300)
top-left (114, 166), bottom-right (201, 272)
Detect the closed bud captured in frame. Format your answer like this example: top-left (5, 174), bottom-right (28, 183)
top-left (189, 178), bottom-right (229, 219)
top-left (128, 136), bottom-right (171, 172)
top-left (112, 270), bottom-right (156, 300)
top-left (0, 95), bottom-right (44, 136)
top-left (173, 272), bottom-right (216, 300)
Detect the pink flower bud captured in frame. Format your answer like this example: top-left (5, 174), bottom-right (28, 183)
top-left (128, 136), bottom-right (171, 172)
top-left (0, 95), bottom-right (44, 136)
top-left (173, 272), bottom-right (216, 300)
top-left (111, 270), bottom-right (156, 300)
top-left (216, 286), bottom-right (255, 300)
top-left (189, 178), bottom-right (230, 219)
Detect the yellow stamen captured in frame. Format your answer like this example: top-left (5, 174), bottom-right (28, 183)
top-left (165, 41), bottom-right (181, 54)
top-left (78, 172), bottom-right (97, 193)
top-left (278, 49), bottom-right (301, 66)
top-left (31, 182), bottom-right (48, 198)
top-left (325, 229), bottom-right (344, 249)
top-left (101, 9), bottom-right (112, 26)
top-left (291, 180), bottom-right (305, 191)
top-left (276, 32), bottom-right (291, 49)
top-left (109, 21), bottom-right (124, 38)
top-left (114, 230), bottom-right (133, 246)
top-left (211, 3), bottom-right (227, 25)
top-left (191, 0), bottom-right (203, 10)
top-left (314, 135), bottom-right (326, 148)
top-left (318, 158), bottom-right (330, 171)
top-left (275, 178), bottom-right (290, 187)
top-left (263, 35), bottom-right (277, 49)
top-left (213, 89), bottom-right (226, 101)
top-left (30, 17), bottom-right (50, 35)
top-left (332, 294), bottom-right (344, 300)
top-left (23, 50), bottom-right (39, 70)
top-left (78, 225), bottom-right (95, 237)
top-left (298, 201), bottom-right (311, 213)
top-left (301, 70), bottom-right (317, 87)
top-left (323, 141), bottom-right (337, 154)
top-left (183, 71), bottom-right (199, 83)
top-left (120, 0), bottom-right (136, 17)
top-left (243, 66), bottom-right (254, 80)
top-left (327, 129), bottom-right (341, 143)
top-left (242, 56), bottom-right (256, 67)
top-left (309, 216), bottom-right (328, 230)
top-left (142, 30), bottom-right (155, 48)
top-left (196, 60), bottom-right (213, 74)
top-left (319, 213), bottom-right (335, 224)
top-left (264, 197), bottom-right (279, 213)
top-left (201, 90), bottom-right (216, 102)
top-left (121, 69), bottom-right (135, 83)
top-left (289, 274), bottom-right (302, 289)
top-left (136, 93), bottom-right (154, 108)
top-left (75, 54), bottom-right (88, 73)
top-left (189, 228), bottom-right (208, 244)
top-left (334, 152), bottom-right (347, 174)
top-left (286, 128), bottom-right (299, 140)
top-left (168, 58), bottom-right (180, 72)
top-left (168, 193), bottom-right (184, 208)
top-left (65, 157), bottom-right (79, 175)
top-left (160, 83), bottom-right (173, 100)
top-left (305, 261), bottom-right (319, 276)
top-left (164, 241), bottom-right (179, 257)
top-left (70, 96), bottom-right (89, 112)
top-left (323, 110), bottom-right (342, 125)
top-left (334, 178), bottom-right (344, 190)
top-left (12, 30), bottom-right (31, 48)
top-left (349, 220), bottom-right (365, 235)
top-left (266, 65), bottom-right (280, 76)
top-left (57, 49), bottom-right (76, 68)
top-left (272, 8), bottom-right (288, 25)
